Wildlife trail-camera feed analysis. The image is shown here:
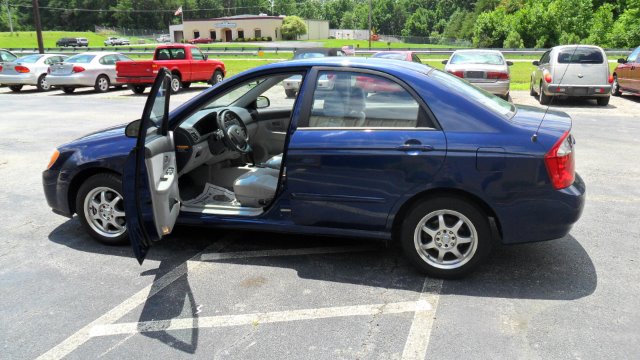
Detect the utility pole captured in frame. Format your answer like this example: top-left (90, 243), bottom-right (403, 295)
top-left (4, 0), bottom-right (12, 33)
top-left (368, 0), bottom-right (372, 49)
top-left (32, 0), bottom-right (44, 53)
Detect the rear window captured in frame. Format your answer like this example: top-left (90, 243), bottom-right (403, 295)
top-left (16, 54), bottom-right (42, 63)
top-left (65, 54), bottom-right (95, 63)
top-left (294, 52), bottom-right (325, 59)
top-left (373, 52), bottom-right (407, 61)
top-left (450, 52), bottom-right (504, 65)
top-left (557, 48), bottom-right (604, 64)
top-left (155, 48), bottom-right (186, 60)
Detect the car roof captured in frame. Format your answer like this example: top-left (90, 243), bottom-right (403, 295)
top-left (294, 48), bottom-right (341, 55)
top-left (68, 52), bottom-right (121, 56)
top-left (551, 44), bottom-right (604, 51)
top-left (452, 49), bottom-right (504, 55)
top-left (263, 56), bottom-right (432, 75)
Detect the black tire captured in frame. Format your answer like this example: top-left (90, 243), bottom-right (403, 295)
top-left (94, 75), bottom-right (110, 93)
top-left (75, 173), bottom-right (129, 245)
top-left (36, 74), bottom-right (51, 92)
top-left (8, 85), bottom-right (22, 92)
top-left (129, 85), bottom-right (146, 94)
top-left (285, 89), bottom-right (297, 98)
top-left (209, 70), bottom-right (224, 85)
top-left (399, 196), bottom-right (493, 279)
top-left (182, 82), bottom-right (191, 89)
top-left (611, 75), bottom-right (622, 97)
top-left (62, 87), bottom-right (75, 94)
top-left (539, 82), bottom-right (551, 105)
top-left (597, 96), bottom-right (610, 106)
top-left (170, 74), bottom-right (182, 94)
top-left (530, 78), bottom-right (537, 96)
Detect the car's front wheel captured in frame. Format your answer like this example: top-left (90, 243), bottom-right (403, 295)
top-left (209, 70), bottom-right (224, 85)
top-left (170, 74), bottom-right (182, 93)
top-left (400, 196), bottom-right (492, 279)
top-left (76, 173), bottom-right (128, 245)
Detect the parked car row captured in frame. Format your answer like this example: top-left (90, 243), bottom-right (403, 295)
top-left (56, 37), bottom-right (89, 47)
top-left (612, 46), bottom-right (640, 97)
top-left (0, 44), bottom-right (227, 94)
top-left (104, 37), bottom-right (130, 46)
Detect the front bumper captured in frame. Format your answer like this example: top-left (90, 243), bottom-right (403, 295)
top-left (47, 74), bottom-right (95, 88)
top-left (468, 80), bottom-right (510, 96)
top-left (0, 73), bottom-right (38, 86)
top-left (497, 173), bottom-right (586, 244)
top-left (543, 84), bottom-right (611, 97)
top-left (43, 168), bottom-right (73, 217)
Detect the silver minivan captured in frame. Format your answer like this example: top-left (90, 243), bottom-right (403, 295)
top-left (530, 45), bottom-right (612, 106)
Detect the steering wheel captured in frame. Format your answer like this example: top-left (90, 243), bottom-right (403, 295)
top-left (216, 109), bottom-right (252, 154)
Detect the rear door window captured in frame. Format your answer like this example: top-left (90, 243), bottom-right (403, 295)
top-left (557, 48), bottom-right (604, 64)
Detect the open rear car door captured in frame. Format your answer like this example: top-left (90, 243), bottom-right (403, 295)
top-left (123, 68), bottom-right (180, 264)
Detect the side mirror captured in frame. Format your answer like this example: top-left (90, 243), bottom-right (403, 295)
top-left (441, 60), bottom-right (448, 64)
top-left (125, 119), bottom-right (141, 138)
top-left (203, 54), bottom-right (208, 61)
top-left (618, 58), bottom-right (627, 64)
top-left (507, 61), bottom-right (514, 66)
top-left (256, 95), bottom-right (270, 109)
top-left (532, 60), bottom-right (540, 66)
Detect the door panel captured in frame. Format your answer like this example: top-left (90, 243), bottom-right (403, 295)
top-left (123, 68), bottom-right (178, 263)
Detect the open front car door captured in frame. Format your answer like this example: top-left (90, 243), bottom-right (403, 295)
top-left (123, 68), bottom-right (180, 264)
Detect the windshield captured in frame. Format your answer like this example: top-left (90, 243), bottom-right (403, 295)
top-left (373, 52), bottom-right (407, 61)
top-left (450, 52), bottom-right (504, 65)
top-left (65, 54), bottom-right (95, 63)
top-left (430, 69), bottom-right (514, 117)
top-left (294, 52), bottom-right (325, 59)
top-left (557, 48), bottom-right (604, 64)
top-left (16, 54), bottom-right (43, 63)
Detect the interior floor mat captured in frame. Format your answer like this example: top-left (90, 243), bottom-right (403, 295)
top-left (182, 183), bottom-right (239, 207)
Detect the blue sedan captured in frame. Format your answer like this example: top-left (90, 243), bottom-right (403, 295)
top-left (43, 58), bottom-right (585, 278)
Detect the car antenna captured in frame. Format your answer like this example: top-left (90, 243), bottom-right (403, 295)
top-left (531, 44), bottom-right (579, 143)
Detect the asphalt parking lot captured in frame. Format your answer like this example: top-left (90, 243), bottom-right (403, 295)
top-left (1, 84), bottom-right (639, 359)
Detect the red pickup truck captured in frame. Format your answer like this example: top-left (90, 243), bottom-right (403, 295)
top-left (116, 44), bottom-right (225, 94)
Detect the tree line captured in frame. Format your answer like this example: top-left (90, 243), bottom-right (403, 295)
top-left (1, 0), bottom-right (638, 48)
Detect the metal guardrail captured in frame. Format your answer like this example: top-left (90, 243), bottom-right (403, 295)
top-left (7, 47), bottom-right (633, 57)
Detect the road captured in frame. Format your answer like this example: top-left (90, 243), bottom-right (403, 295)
top-left (0, 84), bottom-right (638, 359)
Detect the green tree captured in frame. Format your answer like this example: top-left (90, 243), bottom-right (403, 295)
top-left (401, 8), bottom-right (435, 37)
top-left (472, 8), bottom-right (509, 47)
top-left (586, 3), bottom-right (615, 46)
top-left (503, 30), bottom-right (524, 48)
top-left (280, 15), bottom-right (307, 39)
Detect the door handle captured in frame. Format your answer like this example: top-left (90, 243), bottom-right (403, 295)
top-left (395, 144), bottom-right (434, 152)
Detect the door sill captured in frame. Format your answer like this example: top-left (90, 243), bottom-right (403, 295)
top-left (181, 203), bottom-right (264, 216)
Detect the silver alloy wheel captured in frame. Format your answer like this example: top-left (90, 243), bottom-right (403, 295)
top-left (98, 77), bottom-right (109, 91)
top-left (171, 77), bottom-right (181, 92)
top-left (215, 73), bottom-right (223, 83)
top-left (40, 76), bottom-right (50, 90)
top-left (83, 186), bottom-right (126, 238)
top-left (413, 209), bottom-right (478, 270)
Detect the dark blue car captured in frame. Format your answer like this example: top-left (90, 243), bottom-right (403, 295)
top-left (43, 58), bottom-right (585, 278)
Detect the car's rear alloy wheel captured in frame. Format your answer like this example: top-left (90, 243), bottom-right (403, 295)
top-left (36, 74), bottom-right (51, 91)
top-left (612, 75), bottom-right (622, 96)
top-left (400, 196), bottom-right (492, 278)
top-left (529, 78), bottom-right (537, 96)
top-left (76, 173), bottom-right (128, 245)
top-left (539, 82), bottom-right (551, 105)
top-left (170, 74), bottom-right (182, 93)
top-left (9, 85), bottom-right (22, 92)
top-left (95, 75), bottom-right (110, 93)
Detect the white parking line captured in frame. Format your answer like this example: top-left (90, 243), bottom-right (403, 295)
top-left (89, 301), bottom-right (421, 337)
top-left (401, 278), bottom-right (443, 360)
top-left (35, 242), bottom-right (382, 360)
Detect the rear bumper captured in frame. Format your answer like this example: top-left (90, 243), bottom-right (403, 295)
top-left (116, 77), bottom-right (155, 85)
top-left (468, 80), bottom-right (510, 96)
top-left (0, 73), bottom-right (38, 85)
top-left (543, 84), bottom-right (611, 97)
top-left (497, 173), bottom-right (586, 244)
top-left (47, 74), bottom-right (94, 87)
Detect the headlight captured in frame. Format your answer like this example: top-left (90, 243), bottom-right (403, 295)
top-left (47, 149), bottom-right (60, 170)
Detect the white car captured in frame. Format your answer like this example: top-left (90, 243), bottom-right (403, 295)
top-left (443, 50), bottom-right (512, 100)
top-left (104, 37), bottom-right (130, 46)
top-left (0, 54), bottom-right (67, 92)
top-left (46, 52), bottom-right (133, 93)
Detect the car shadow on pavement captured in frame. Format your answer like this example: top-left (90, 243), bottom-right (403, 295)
top-left (120, 85), bottom-right (210, 97)
top-left (48, 219), bottom-right (596, 354)
top-left (546, 97), bottom-right (616, 109)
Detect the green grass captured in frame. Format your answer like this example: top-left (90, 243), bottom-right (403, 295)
top-left (310, 39), bottom-right (468, 49)
top-left (0, 31), bottom-right (107, 48)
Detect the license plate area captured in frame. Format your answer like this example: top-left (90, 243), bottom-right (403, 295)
top-left (465, 71), bottom-right (485, 79)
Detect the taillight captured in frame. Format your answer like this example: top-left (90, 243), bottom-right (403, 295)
top-left (545, 131), bottom-right (575, 190)
top-left (608, 75), bottom-right (614, 84)
top-left (72, 66), bottom-right (85, 73)
top-left (0, 65), bottom-right (3, 72)
top-left (544, 71), bottom-right (552, 83)
top-left (487, 71), bottom-right (509, 80)
top-left (448, 70), bottom-right (464, 78)
top-left (15, 65), bottom-right (30, 73)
